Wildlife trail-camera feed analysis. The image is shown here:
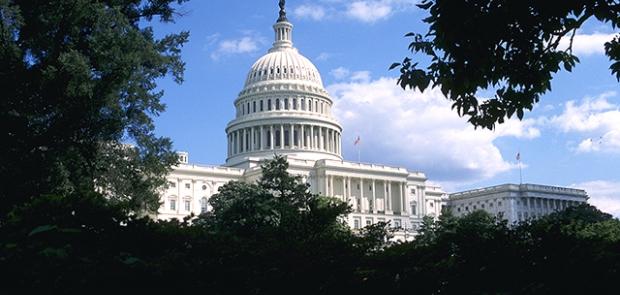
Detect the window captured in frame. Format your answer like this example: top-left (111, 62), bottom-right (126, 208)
top-left (284, 98), bottom-right (289, 110)
top-left (309, 100), bottom-right (313, 111)
top-left (315, 101), bottom-right (318, 112)
top-left (242, 103), bottom-right (245, 115)
top-left (169, 199), bottom-right (176, 210)
top-left (268, 99), bottom-right (272, 110)
top-left (260, 100), bottom-right (264, 111)
top-left (253, 101), bottom-right (256, 113)
top-left (185, 183), bottom-right (190, 189)
top-left (184, 200), bottom-right (191, 211)
top-left (354, 219), bottom-right (360, 229)
top-left (247, 102), bottom-right (250, 114)
top-left (365, 219), bottom-right (372, 226)
top-left (267, 130), bottom-right (272, 147)
top-left (356, 184), bottom-right (360, 190)
top-left (202, 185), bottom-right (207, 190)
top-left (410, 188), bottom-right (415, 194)
top-left (394, 219), bottom-right (401, 228)
top-left (457, 207), bottom-right (461, 212)
top-left (411, 203), bottom-right (417, 215)
top-left (200, 197), bottom-right (208, 214)
top-left (301, 98), bottom-right (305, 110)
top-left (276, 99), bottom-right (280, 110)
top-left (498, 201), bottom-right (503, 206)
top-left (293, 98), bottom-right (297, 110)
top-left (169, 182), bottom-right (176, 188)
top-left (473, 205), bottom-right (477, 210)
top-left (275, 130), bottom-right (281, 147)
top-left (430, 202), bottom-right (434, 207)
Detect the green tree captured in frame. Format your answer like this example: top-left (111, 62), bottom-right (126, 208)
top-left (392, 0), bottom-right (620, 129)
top-left (0, 0), bottom-right (188, 217)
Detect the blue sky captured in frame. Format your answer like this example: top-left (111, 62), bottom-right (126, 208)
top-left (152, 0), bottom-right (620, 216)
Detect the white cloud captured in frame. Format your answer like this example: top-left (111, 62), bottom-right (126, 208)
top-left (209, 33), bottom-right (266, 61)
top-left (347, 1), bottom-right (392, 22)
top-left (559, 32), bottom-right (618, 56)
top-left (350, 71), bottom-right (371, 83)
top-left (573, 180), bottom-right (620, 217)
top-left (328, 76), bottom-right (540, 182)
top-left (330, 67), bottom-right (351, 80)
top-left (549, 91), bottom-right (620, 153)
top-left (293, 4), bottom-right (326, 21)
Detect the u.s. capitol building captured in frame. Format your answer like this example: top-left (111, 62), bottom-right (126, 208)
top-left (157, 2), bottom-right (587, 237)
top-left (157, 3), bottom-right (447, 240)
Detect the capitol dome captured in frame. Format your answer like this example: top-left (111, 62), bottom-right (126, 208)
top-left (225, 7), bottom-right (343, 167)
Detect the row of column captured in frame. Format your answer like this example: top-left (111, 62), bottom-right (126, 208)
top-left (228, 124), bottom-right (341, 157)
top-left (521, 197), bottom-right (578, 213)
top-left (323, 175), bottom-right (409, 216)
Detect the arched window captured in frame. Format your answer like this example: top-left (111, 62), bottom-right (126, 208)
top-left (284, 98), bottom-right (289, 110)
top-left (260, 100), bottom-right (264, 111)
top-left (268, 99), bottom-right (272, 111)
top-left (293, 98), bottom-right (297, 110)
top-left (301, 98), bottom-right (305, 110)
top-left (309, 99), bottom-right (313, 111)
top-left (200, 197), bottom-right (208, 214)
top-left (276, 99), bottom-right (280, 110)
top-left (253, 101), bottom-right (256, 113)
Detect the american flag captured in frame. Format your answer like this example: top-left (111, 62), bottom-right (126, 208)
top-left (354, 136), bottom-right (361, 146)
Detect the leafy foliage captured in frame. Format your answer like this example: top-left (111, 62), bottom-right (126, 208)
top-left (392, 0), bottom-right (620, 129)
top-left (0, 0), bottom-right (188, 217)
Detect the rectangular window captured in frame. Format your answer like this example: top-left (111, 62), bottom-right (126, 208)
top-left (366, 219), bottom-right (372, 226)
top-left (284, 98), bottom-right (289, 110)
top-left (169, 182), bottom-right (176, 188)
top-left (268, 99), bottom-right (272, 110)
top-left (394, 219), bottom-right (401, 228)
top-left (169, 200), bottom-right (176, 210)
top-left (185, 183), bottom-right (190, 189)
top-left (410, 188), bottom-right (415, 194)
top-left (276, 99), bottom-right (280, 110)
top-left (185, 200), bottom-right (191, 211)
top-left (253, 101), bottom-right (256, 113)
top-left (293, 98), bottom-right (297, 110)
top-left (309, 100), bottom-right (313, 111)
top-left (354, 219), bottom-right (360, 229)
top-left (260, 100), bottom-right (264, 111)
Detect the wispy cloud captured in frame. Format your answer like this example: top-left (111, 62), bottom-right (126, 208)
top-left (292, 0), bottom-right (416, 24)
top-left (293, 4), bottom-right (326, 21)
top-left (207, 32), bottom-right (267, 61)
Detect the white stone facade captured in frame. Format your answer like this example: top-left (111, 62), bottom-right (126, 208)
top-left (157, 10), bottom-right (448, 241)
top-left (449, 184), bottom-right (588, 224)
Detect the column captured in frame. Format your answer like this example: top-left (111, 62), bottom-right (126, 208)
top-left (400, 182), bottom-right (406, 214)
top-left (360, 178), bottom-right (365, 213)
top-left (386, 180), bottom-right (392, 213)
top-left (290, 124), bottom-right (295, 148)
top-left (260, 126), bottom-right (264, 150)
top-left (329, 175), bottom-right (334, 197)
top-left (300, 124), bottom-right (305, 148)
top-left (310, 125), bottom-right (315, 149)
top-left (342, 176), bottom-right (347, 202)
top-left (347, 177), bottom-right (352, 204)
top-left (320, 127), bottom-right (325, 150)
top-left (235, 130), bottom-right (240, 154)
top-left (372, 179), bottom-right (377, 214)
top-left (251, 127), bottom-right (255, 151)
top-left (270, 125), bottom-right (274, 150)
top-left (280, 124), bottom-right (284, 149)
top-left (242, 128), bottom-right (247, 153)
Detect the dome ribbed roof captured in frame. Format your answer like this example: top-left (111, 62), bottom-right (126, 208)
top-left (243, 49), bottom-right (323, 88)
